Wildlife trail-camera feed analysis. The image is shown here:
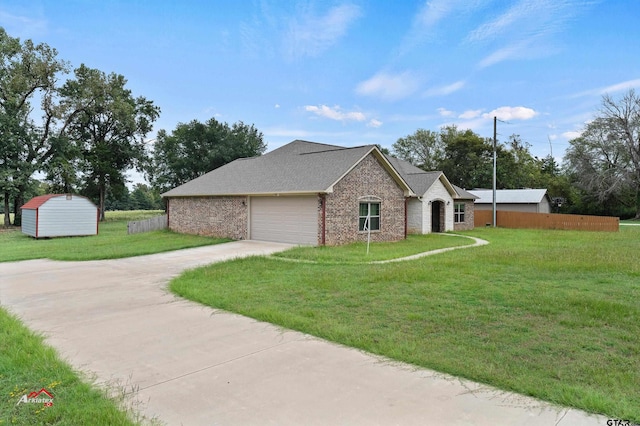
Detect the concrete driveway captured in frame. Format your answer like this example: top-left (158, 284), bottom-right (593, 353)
top-left (0, 240), bottom-right (607, 425)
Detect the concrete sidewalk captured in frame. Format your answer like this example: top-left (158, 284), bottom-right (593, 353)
top-left (0, 240), bottom-right (607, 425)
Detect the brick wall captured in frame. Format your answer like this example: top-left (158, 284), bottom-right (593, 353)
top-left (167, 196), bottom-right (248, 239)
top-left (324, 153), bottom-right (406, 245)
top-left (453, 200), bottom-right (475, 231)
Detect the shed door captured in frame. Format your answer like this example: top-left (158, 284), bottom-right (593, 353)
top-left (250, 196), bottom-right (318, 245)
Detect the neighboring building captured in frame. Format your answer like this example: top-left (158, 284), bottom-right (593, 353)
top-left (469, 189), bottom-right (551, 213)
top-left (21, 194), bottom-right (99, 238)
top-left (162, 140), bottom-right (475, 246)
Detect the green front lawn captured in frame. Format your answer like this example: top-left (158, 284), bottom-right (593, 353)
top-left (170, 227), bottom-right (640, 423)
top-left (0, 211), bottom-right (228, 262)
top-left (273, 233), bottom-right (474, 263)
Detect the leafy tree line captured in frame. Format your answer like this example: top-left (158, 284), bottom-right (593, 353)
top-left (564, 90), bottom-right (640, 218)
top-left (392, 125), bottom-right (572, 212)
top-left (392, 90), bottom-right (640, 218)
top-left (0, 28), bottom-right (266, 225)
top-left (0, 28), bottom-right (159, 224)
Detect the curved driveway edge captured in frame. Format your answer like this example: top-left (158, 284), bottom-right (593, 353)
top-left (0, 240), bottom-right (606, 425)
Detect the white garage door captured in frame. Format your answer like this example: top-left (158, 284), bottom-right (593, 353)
top-left (250, 196), bottom-right (318, 245)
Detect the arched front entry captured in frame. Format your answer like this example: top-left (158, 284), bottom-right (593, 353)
top-left (431, 200), bottom-right (444, 232)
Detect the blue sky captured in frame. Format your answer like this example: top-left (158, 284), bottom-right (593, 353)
top-left (2, 0), bottom-right (639, 182)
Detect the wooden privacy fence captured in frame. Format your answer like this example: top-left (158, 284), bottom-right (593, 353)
top-left (127, 214), bottom-right (168, 234)
top-left (475, 210), bottom-right (619, 232)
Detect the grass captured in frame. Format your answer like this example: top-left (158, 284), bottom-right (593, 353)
top-left (0, 309), bottom-right (153, 425)
top-left (0, 209), bottom-right (227, 424)
top-left (273, 233), bottom-right (473, 263)
top-left (170, 226), bottom-right (640, 423)
top-left (0, 210), bottom-right (229, 262)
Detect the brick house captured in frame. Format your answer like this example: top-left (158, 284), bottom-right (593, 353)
top-left (162, 140), bottom-right (475, 245)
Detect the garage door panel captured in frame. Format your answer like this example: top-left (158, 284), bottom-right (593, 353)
top-left (250, 196), bottom-right (318, 245)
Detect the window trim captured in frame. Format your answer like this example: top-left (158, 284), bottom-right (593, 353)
top-left (454, 202), bottom-right (465, 223)
top-left (358, 199), bottom-right (381, 232)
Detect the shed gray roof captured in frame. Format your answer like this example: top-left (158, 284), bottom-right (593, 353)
top-left (468, 189), bottom-right (549, 204)
top-left (162, 140), bottom-right (412, 197)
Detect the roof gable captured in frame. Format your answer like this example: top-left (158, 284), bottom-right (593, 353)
top-left (162, 140), bottom-right (413, 197)
top-left (384, 155), bottom-right (458, 198)
top-left (21, 194), bottom-right (97, 210)
top-left (21, 194), bottom-right (63, 210)
top-left (452, 185), bottom-right (479, 200)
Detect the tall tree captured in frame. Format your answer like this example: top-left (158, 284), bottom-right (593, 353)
top-left (0, 28), bottom-right (70, 226)
top-left (392, 129), bottom-right (443, 170)
top-left (439, 125), bottom-right (495, 189)
top-left (149, 118), bottom-right (266, 193)
top-left (564, 90), bottom-right (640, 218)
top-left (62, 64), bottom-right (159, 220)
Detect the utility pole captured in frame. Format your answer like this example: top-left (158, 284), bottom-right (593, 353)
top-left (493, 116), bottom-right (497, 228)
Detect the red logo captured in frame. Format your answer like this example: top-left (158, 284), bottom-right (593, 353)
top-left (16, 388), bottom-right (54, 407)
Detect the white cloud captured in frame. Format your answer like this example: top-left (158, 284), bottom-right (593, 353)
top-left (415, 0), bottom-right (455, 27)
top-left (367, 119), bottom-right (383, 128)
top-left (571, 79), bottom-right (640, 98)
top-left (483, 106), bottom-right (538, 121)
top-left (399, 0), bottom-right (489, 55)
top-left (477, 37), bottom-right (558, 69)
top-left (274, 104), bottom-right (280, 109)
top-left (477, 39), bottom-right (532, 68)
top-left (424, 80), bottom-right (466, 97)
top-left (467, 1), bottom-right (536, 43)
top-left (568, 78), bottom-right (640, 99)
top-left (355, 71), bottom-right (421, 101)
top-left (562, 131), bottom-right (582, 139)
top-left (0, 10), bottom-right (47, 38)
top-left (304, 105), bottom-right (366, 122)
top-left (437, 108), bottom-right (455, 117)
top-left (459, 109), bottom-right (483, 119)
top-left (599, 79), bottom-right (640, 94)
top-left (468, 0), bottom-right (595, 68)
top-left (285, 3), bottom-right (361, 59)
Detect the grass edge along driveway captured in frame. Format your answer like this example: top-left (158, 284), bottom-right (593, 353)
top-left (0, 210), bottom-right (229, 263)
top-left (171, 227), bottom-right (640, 423)
top-left (0, 309), bottom-right (154, 425)
top-left (1, 211), bottom-right (225, 424)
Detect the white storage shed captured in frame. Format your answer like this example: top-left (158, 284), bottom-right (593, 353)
top-left (21, 194), bottom-right (99, 238)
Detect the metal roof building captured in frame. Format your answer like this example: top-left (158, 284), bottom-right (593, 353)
top-left (468, 189), bottom-right (551, 213)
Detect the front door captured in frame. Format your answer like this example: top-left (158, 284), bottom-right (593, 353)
top-left (431, 201), bottom-right (441, 232)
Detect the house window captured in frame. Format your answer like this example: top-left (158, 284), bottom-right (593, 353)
top-left (359, 202), bottom-right (380, 231)
top-left (454, 202), bottom-right (465, 223)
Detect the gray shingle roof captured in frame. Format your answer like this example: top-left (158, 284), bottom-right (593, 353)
top-left (162, 140), bottom-right (411, 197)
top-left (469, 189), bottom-right (548, 204)
top-left (384, 155), bottom-right (463, 198)
top-left (452, 185), bottom-right (479, 200)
